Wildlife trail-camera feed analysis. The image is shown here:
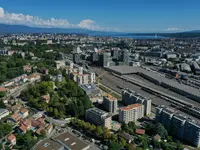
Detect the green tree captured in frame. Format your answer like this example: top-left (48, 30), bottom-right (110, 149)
top-left (109, 141), bottom-right (121, 150)
top-left (96, 126), bottom-right (103, 136)
top-left (154, 123), bottom-right (168, 139)
top-left (119, 137), bottom-right (126, 147)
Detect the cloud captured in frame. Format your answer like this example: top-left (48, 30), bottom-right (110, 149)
top-left (0, 7), bottom-right (110, 31)
top-left (165, 28), bottom-right (185, 31)
top-left (0, 7), bottom-right (4, 18)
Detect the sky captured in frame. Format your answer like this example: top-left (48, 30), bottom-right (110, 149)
top-left (0, 0), bottom-right (200, 33)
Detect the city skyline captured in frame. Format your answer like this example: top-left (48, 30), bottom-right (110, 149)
top-left (0, 0), bottom-right (200, 32)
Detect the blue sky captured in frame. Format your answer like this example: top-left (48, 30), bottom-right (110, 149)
top-left (0, 0), bottom-right (199, 32)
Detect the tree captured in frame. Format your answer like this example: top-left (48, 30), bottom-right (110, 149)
top-left (109, 141), bottom-right (121, 150)
top-left (111, 134), bottom-right (118, 142)
top-left (96, 126), bottom-right (103, 136)
top-left (0, 91), bottom-right (6, 98)
top-left (0, 123), bottom-right (12, 138)
top-left (126, 144), bottom-right (136, 150)
top-left (119, 137), bottom-right (126, 147)
top-left (53, 108), bottom-right (59, 118)
top-left (154, 123), bottom-right (168, 139)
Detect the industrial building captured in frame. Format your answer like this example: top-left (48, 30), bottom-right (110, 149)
top-left (119, 104), bottom-right (144, 124)
top-left (156, 106), bottom-right (200, 147)
top-left (33, 131), bottom-right (90, 150)
top-left (122, 89), bottom-right (151, 116)
top-left (103, 94), bottom-right (118, 113)
top-left (85, 107), bottom-right (112, 129)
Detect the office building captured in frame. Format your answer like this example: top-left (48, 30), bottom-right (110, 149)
top-left (103, 94), bottom-right (118, 113)
top-left (99, 53), bottom-right (110, 67)
top-left (122, 89), bottom-right (151, 115)
top-left (119, 104), bottom-right (144, 124)
top-left (85, 107), bottom-right (111, 129)
top-left (156, 106), bottom-right (200, 147)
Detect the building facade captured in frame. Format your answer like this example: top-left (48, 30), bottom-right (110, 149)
top-left (156, 106), bottom-right (200, 147)
top-left (85, 108), bottom-right (111, 129)
top-left (119, 104), bottom-right (144, 124)
top-left (103, 95), bottom-right (118, 113)
top-left (122, 89), bottom-right (151, 115)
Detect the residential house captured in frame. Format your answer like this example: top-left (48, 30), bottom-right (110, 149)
top-left (7, 134), bottom-right (16, 146)
top-left (8, 113), bottom-right (22, 124)
top-left (7, 103), bottom-right (22, 113)
top-left (135, 129), bottom-right (145, 135)
top-left (19, 108), bottom-right (29, 118)
top-left (118, 132), bottom-right (134, 143)
top-left (19, 119), bottom-right (31, 134)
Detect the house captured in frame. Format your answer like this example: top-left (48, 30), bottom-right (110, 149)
top-left (0, 109), bottom-right (9, 120)
top-left (8, 113), bottom-right (22, 124)
top-left (45, 124), bottom-right (53, 135)
top-left (19, 108), bottom-right (29, 118)
top-left (7, 103), bottom-right (22, 113)
top-left (0, 87), bottom-right (8, 92)
top-left (135, 129), bottom-right (145, 135)
top-left (41, 94), bottom-right (50, 103)
top-left (19, 119), bottom-right (31, 134)
top-left (23, 65), bottom-right (32, 73)
top-left (23, 73), bottom-right (41, 82)
top-left (7, 134), bottom-right (16, 146)
top-left (36, 126), bottom-right (45, 135)
top-left (118, 132), bottom-right (134, 143)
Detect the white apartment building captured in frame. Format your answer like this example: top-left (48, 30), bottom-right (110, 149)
top-left (119, 104), bottom-right (144, 124)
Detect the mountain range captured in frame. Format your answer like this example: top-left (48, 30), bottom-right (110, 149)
top-left (0, 23), bottom-right (200, 37)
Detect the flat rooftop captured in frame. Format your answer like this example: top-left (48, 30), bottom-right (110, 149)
top-left (106, 66), bottom-right (200, 99)
top-left (54, 131), bottom-right (89, 150)
top-left (120, 103), bottom-right (142, 111)
top-left (34, 131), bottom-right (90, 150)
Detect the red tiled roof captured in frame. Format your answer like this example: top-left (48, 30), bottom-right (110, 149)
top-left (20, 108), bottom-right (28, 114)
top-left (31, 120), bottom-right (41, 127)
top-left (120, 104), bottom-right (142, 111)
top-left (19, 124), bottom-right (27, 132)
top-left (135, 129), bottom-right (145, 135)
top-left (0, 87), bottom-right (7, 92)
top-left (8, 134), bottom-right (16, 141)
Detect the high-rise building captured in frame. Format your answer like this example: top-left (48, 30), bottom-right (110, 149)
top-left (73, 53), bottom-right (81, 64)
top-left (103, 95), bottom-right (118, 113)
top-left (119, 104), bottom-right (144, 124)
top-left (156, 106), bottom-right (200, 147)
top-left (99, 53), bottom-right (110, 67)
top-left (123, 49), bottom-right (130, 65)
top-left (122, 89), bottom-right (151, 115)
top-left (85, 108), bottom-right (112, 129)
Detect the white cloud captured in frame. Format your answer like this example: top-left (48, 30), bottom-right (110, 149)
top-left (0, 7), bottom-right (111, 31)
top-left (165, 28), bottom-right (185, 31)
top-left (0, 7), bottom-right (4, 18)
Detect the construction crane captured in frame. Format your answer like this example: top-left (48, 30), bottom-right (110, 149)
top-left (96, 71), bottom-right (106, 88)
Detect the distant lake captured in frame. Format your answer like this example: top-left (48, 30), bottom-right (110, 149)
top-left (89, 33), bottom-right (168, 39)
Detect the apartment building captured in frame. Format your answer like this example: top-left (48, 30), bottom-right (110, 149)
top-left (66, 63), bottom-right (96, 85)
top-left (122, 89), bottom-right (151, 115)
top-left (85, 107), bottom-right (111, 129)
top-left (119, 104), bottom-right (144, 124)
top-left (0, 109), bottom-right (9, 120)
top-left (103, 94), bottom-right (118, 113)
top-left (156, 106), bottom-right (200, 147)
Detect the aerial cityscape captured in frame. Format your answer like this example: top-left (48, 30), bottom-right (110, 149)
top-left (0, 1), bottom-right (200, 150)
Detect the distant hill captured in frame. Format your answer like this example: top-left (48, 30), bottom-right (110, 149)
top-left (0, 24), bottom-right (121, 36)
